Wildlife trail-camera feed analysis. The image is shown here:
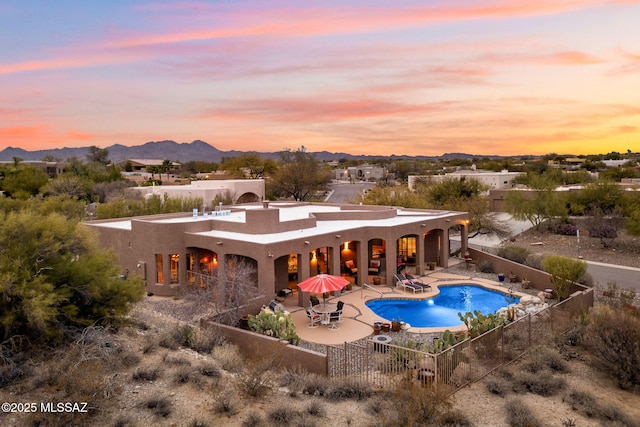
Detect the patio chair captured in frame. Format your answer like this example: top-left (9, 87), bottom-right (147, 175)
top-left (344, 259), bottom-right (358, 281)
top-left (327, 305), bottom-right (343, 330)
top-left (305, 307), bottom-right (321, 328)
top-left (309, 295), bottom-right (320, 307)
top-left (368, 259), bottom-right (381, 276)
top-left (394, 274), bottom-right (424, 294)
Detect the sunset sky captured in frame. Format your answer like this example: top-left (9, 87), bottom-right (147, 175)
top-left (1, 1), bottom-right (639, 157)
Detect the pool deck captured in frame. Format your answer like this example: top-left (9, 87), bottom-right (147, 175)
top-left (283, 260), bottom-right (528, 346)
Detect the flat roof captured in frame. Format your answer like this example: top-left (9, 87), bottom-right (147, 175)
top-left (88, 203), bottom-right (463, 244)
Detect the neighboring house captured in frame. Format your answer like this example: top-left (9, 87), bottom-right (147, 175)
top-left (128, 179), bottom-right (264, 206)
top-left (86, 202), bottom-right (470, 308)
top-left (335, 165), bottom-right (385, 181)
top-left (0, 160), bottom-right (64, 178)
top-left (118, 159), bottom-right (180, 173)
top-left (408, 169), bottom-right (520, 191)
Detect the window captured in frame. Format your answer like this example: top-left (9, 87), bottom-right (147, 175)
top-left (155, 254), bottom-right (163, 283)
top-left (170, 254), bottom-right (179, 284)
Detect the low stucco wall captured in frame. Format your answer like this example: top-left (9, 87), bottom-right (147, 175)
top-left (200, 320), bottom-right (328, 376)
top-left (468, 249), bottom-right (588, 298)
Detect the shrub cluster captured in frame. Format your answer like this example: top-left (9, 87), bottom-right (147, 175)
top-left (497, 245), bottom-right (531, 264)
top-left (556, 223), bottom-right (578, 236)
top-left (583, 305), bottom-right (640, 391)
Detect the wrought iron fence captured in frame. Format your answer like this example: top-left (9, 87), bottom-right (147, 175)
top-left (328, 288), bottom-right (593, 395)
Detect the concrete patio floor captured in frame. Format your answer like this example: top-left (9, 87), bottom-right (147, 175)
top-left (282, 260), bottom-right (528, 346)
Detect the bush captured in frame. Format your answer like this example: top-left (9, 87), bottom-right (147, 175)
top-left (525, 253), bottom-right (545, 270)
top-left (267, 405), bottom-right (298, 424)
top-left (212, 388), bottom-right (238, 414)
top-left (584, 305), bottom-right (640, 391)
top-left (132, 367), bottom-right (160, 381)
top-left (557, 223), bottom-right (578, 236)
top-left (484, 376), bottom-right (510, 397)
top-left (241, 411), bottom-right (264, 427)
top-left (565, 389), bottom-right (637, 425)
top-left (512, 370), bottom-right (566, 397)
top-left (504, 399), bottom-right (542, 427)
top-left (145, 397), bottom-right (172, 418)
top-left (306, 400), bottom-right (326, 418)
top-left (497, 246), bottom-right (531, 264)
top-left (477, 260), bottom-right (494, 273)
top-left (325, 377), bottom-right (373, 401)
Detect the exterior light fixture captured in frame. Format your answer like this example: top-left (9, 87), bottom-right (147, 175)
top-left (267, 252), bottom-right (274, 257)
top-left (420, 224), bottom-right (426, 227)
top-left (216, 241), bottom-right (223, 245)
top-left (304, 241), bottom-right (310, 245)
top-left (335, 234), bottom-right (341, 238)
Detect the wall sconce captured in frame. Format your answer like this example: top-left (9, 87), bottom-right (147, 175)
top-left (216, 241), bottom-right (223, 245)
top-left (267, 252), bottom-right (274, 258)
top-left (420, 224), bottom-right (426, 227)
top-left (304, 241), bottom-right (310, 245)
top-left (344, 241), bottom-right (349, 250)
top-left (335, 234), bottom-right (341, 238)
top-left (445, 219), bottom-right (451, 222)
top-left (465, 220), bottom-right (470, 225)
top-left (311, 251), bottom-right (317, 260)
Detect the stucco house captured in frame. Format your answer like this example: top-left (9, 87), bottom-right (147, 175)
top-left (86, 202), bottom-right (469, 308)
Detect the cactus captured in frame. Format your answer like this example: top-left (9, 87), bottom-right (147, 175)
top-left (248, 309), bottom-right (299, 345)
top-left (458, 310), bottom-right (506, 338)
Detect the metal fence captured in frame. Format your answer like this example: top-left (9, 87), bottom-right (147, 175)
top-left (328, 288), bottom-right (593, 395)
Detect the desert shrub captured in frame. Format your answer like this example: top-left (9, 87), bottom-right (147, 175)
top-left (477, 260), bottom-right (494, 273)
top-left (158, 325), bottom-right (193, 349)
top-left (236, 354), bottom-right (278, 397)
top-left (212, 388), bottom-right (238, 414)
top-left (267, 405), bottom-right (299, 424)
top-left (557, 223), bottom-right (578, 236)
top-left (211, 343), bottom-right (243, 373)
top-left (325, 377), bottom-right (373, 401)
top-left (512, 370), bottom-right (566, 396)
top-left (132, 367), bottom-right (160, 381)
top-left (306, 400), bottom-right (326, 418)
top-left (242, 411), bottom-right (264, 427)
top-left (145, 396), bottom-right (172, 418)
top-left (505, 399), bottom-right (542, 427)
top-left (302, 377), bottom-right (328, 396)
top-left (173, 366), bottom-right (198, 385)
top-left (141, 336), bottom-right (157, 354)
top-left (584, 305), bottom-right (640, 391)
top-left (497, 245), bottom-right (531, 264)
top-left (484, 376), bottom-right (510, 397)
top-left (187, 328), bottom-right (222, 354)
top-left (198, 362), bottom-right (221, 378)
top-left (525, 253), bottom-right (545, 270)
top-left (163, 353), bottom-right (192, 366)
top-left (120, 350), bottom-right (141, 366)
top-left (386, 380), bottom-right (453, 426)
top-left (526, 346), bottom-right (569, 374)
top-left (188, 419), bottom-right (210, 427)
top-left (565, 389), bottom-right (637, 426)
top-left (438, 409), bottom-right (474, 426)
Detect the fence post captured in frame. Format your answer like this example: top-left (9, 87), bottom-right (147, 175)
top-left (343, 341), bottom-right (347, 377)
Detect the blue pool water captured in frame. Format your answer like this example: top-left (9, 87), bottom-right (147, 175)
top-left (366, 285), bottom-right (518, 328)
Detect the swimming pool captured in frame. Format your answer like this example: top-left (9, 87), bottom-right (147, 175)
top-left (366, 284), bottom-right (518, 328)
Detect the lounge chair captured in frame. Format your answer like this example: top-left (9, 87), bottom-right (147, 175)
top-left (368, 259), bottom-right (381, 276)
top-left (394, 274), bottom-right (424, 294)
top-left (399, 273), bottom-right (431, 291)
top-left (305, 307), bottom-right (321, 328)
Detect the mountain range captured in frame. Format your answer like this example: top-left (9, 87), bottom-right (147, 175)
top-left (0, 140), bottom-right (488, 163)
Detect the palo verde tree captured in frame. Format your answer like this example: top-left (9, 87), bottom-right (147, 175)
top-left (542, 255), bottom-right (587, 301)
top-left (505, 173), bottom-right (568, 230)
top-left (269, 147), bottom-right (331, 201)
top-left (221, 153), bottom-right (277, 179)
top-left (0, 208), bottom-right (145, 344)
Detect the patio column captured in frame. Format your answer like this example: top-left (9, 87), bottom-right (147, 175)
top-left (461, 221), bottom-right (469, 255)
top-left (357, 242), bottom-right (367, 287)
top-left (415, 232), bottom-right (425, 275)
top-left (297, 251), bottom-right (312, 307)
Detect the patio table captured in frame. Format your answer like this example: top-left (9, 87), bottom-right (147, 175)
top-left (312, 304), bottom-right (338, 329)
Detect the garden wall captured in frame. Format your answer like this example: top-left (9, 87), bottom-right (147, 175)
top-left (468, 248), bottom-right (588, 297)
top-left (200, 320), bottom-right (328, 376)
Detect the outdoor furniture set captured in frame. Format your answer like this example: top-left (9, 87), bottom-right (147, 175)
top-left (394, 273), bottom-right (432, 294)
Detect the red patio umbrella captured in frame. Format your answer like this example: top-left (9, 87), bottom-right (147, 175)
top-left (297, 274), bottom-right (349, 307)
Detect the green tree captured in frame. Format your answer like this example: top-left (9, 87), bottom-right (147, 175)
top-left (0, 166), bottom-right (49, 199)
top-left (86, 145), bottom-right (110, 164)
top-left (161, 159), bottom-right (173, 181)
top-left (0, 209), bottom-right (144, 343)
top-left (221, 153), bottom-right (277, 179)
top-left (505, 174), bottom-right (568, 230)
top-left (270, 147), bottom-right (331, 201)
top-left (542, 255), bottom-right (587, 301)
